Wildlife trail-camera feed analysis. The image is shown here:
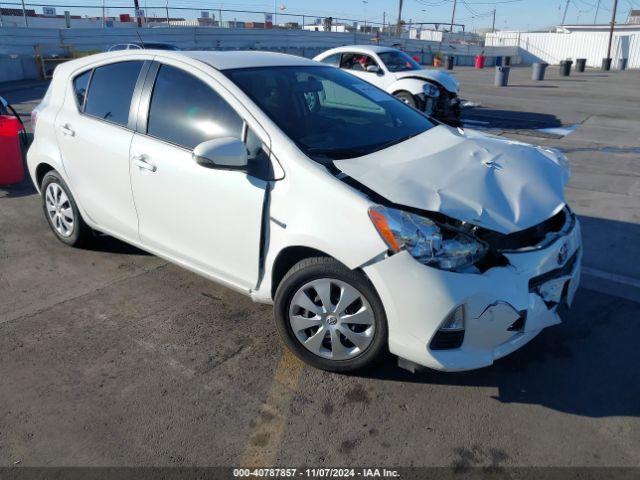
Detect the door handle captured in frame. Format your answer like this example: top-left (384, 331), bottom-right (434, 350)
top-left (132, 154), bottom-right (157, 172)
top-left (60, 124), bottom-right (75, 137)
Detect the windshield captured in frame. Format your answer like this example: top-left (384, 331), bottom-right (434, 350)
top-left (225, 66), bottom-right (433, 161)
top-left (378, 51), bottom-right (423, 72)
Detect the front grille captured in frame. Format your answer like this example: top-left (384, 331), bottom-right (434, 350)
top-left (477, 208), bottom-right (573, 252)
top-left (430, 330), bottom-right (465, 350)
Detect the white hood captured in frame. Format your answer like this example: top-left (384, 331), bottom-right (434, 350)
top-left (393, 69), bottom-right (460, 93)
top-left (336, 126), bottom-right (570, 234)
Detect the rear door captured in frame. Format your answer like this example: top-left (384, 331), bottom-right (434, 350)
top-left (129, 61), bottom-right (270, 291)
top-left (55, 59), bottom-right (149, 240)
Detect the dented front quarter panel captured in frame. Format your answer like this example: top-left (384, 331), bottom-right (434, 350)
top-left (336, 125), bottom-right (571, 235)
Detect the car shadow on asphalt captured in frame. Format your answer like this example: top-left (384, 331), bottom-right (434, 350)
top-left (361, 288), bottom-right (640, 418)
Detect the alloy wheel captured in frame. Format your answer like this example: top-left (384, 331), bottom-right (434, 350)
top-left (45, 182), bottom-right (75, 238)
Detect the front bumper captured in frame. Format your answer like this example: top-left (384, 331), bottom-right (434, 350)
top-left (363, 218), bottom-right (582, 371)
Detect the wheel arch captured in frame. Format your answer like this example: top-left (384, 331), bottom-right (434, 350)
top-left (270, 246), bottom-right (331, 299)
top-left (35, 162), bottom-right (56, 189)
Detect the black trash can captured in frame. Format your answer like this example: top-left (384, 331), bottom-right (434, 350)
top-left (576, 58), bottom-right (587, 72)
top-left (619, 58), bottom-right (628, 70)
top-left (559, 60), bottom-right (572, 76)
top-left (531, 62), bottom-right (548, 80)
top-left (503, 56), bottom-right (511, 66)
top-left (494, 66), bottom-right (510, 86)
top-left (445, 55), bottom-right (455, 70)
top-left (602, 57), bottom-right (612, 71)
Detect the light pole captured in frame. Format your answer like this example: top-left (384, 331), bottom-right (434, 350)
top-left (363, 0), bottom-right (368, 33)
top-left (605, 0), bottom-right (618, 69)
top-left (450, 0), bottom-right (457, 32)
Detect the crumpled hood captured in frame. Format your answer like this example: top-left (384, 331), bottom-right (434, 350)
top-left (392, 69), bottom-right (460, 93)
top-left (336, 126), bottom-right (570, 234)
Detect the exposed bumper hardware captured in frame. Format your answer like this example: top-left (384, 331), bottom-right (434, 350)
top-left (363, 216), bottom-right (582, 371)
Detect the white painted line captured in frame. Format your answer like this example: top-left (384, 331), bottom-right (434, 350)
top-left (581, 266), bottom-right (640, 290)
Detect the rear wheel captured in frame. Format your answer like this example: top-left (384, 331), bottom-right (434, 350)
top-left (274, 257), bottom-right (388, 372)
top-left (41, 170), bottom-right (92, 247)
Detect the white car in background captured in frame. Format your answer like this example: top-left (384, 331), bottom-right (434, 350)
top-left (314, 45), bottom-right (461, 125)
top-left (28, 50), bottom-right (581, 373)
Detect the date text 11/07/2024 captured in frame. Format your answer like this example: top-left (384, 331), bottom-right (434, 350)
top-left (232, 468), bottom-right (401, 478)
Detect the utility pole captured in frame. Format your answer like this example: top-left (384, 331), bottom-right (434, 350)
top-left (396, 0), bottom-right (403, 36)
top-left (133, 0), bottom-right (142, 27)
top-left (605, 0), bottom-right (618, 65)
top-left (561, 0), bottom-right (570, 25)
top-left (594, 0), bottom-right (601, 23)
top-left (492, 9), bottom-right (496, 32)
top-left (450, 0), bottom-right (457, 31)
top-left (383, 11), bottom-right (386, 36)
top-left (21, 0), bottom-right (28, 27)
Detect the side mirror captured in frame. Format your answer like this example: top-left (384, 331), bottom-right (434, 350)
top-left (366, 65), bottom-right (381, 73)
top-left (193, 137), bottom-right (248, 171)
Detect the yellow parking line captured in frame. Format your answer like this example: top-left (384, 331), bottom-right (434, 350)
top-left (240, 349), bottom-right (305, 467)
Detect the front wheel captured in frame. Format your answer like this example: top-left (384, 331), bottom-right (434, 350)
top-left (393, 90), bottom-right (417, 108)
top-left (274, 257), bottom-right (388, 373)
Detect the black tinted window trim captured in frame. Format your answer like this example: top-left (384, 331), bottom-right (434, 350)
top-left (71, 68), bottom-right (94, 112)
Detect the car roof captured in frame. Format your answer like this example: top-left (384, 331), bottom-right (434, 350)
top-left (322, 45), bottom-right (397, 55)
top-left (182, 50), bottom-right (319, 70)
top-left (63, 50), bottom-right (320, 75)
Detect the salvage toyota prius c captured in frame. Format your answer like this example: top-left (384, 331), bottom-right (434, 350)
top-left (27, 50), bottom-right (582, 373)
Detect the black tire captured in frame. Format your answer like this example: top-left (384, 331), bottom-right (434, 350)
top-left (40, 170), bottom-right (92, 247)
top-left (394, 90), bottom-right (417, 108)
top-left (274, 257), bottom-right (388, 373)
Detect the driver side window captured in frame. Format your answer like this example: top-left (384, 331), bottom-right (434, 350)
top-left (340, 53), bottom-right (379, 72)
top-left (147, 64), bottom-right (243, 150)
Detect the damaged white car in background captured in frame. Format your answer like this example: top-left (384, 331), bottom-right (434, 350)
top-left (28, 50), bottom-right (581, 373)
top-left (314, 45), bottom-right (462, 126)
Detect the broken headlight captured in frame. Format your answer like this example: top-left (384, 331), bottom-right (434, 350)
top-left (368, 206), bottom-right (487, 271)
top-left (422, 83), bottom-right (440, 98)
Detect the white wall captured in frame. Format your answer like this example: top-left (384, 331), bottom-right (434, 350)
top-left (486, 30), bottom-right (640, 68)
top-left (0, 26), bottom-right (519, 81)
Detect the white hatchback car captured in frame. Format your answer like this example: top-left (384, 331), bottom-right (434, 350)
top-left (28, 50), bottom-right (581, 373)
top-left (314, 45), bottom-right (461, 125)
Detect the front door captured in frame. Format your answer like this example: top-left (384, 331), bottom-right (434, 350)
top-left (129, 62), bottom-right (268, 291)
top-left (339, 52), bottom-right (387, 90)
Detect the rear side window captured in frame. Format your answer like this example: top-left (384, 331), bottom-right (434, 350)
top-left (147, 64), bottom-right (243, 150)
top-left (84, 61), bottom-right (143, 126)
top-left (73, 70), bottom-right (91, 110)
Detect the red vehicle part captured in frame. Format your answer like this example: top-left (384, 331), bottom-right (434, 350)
top-left (474, 55), bottom-right (486, 69)
top-left (0, 115), bottom-right (25, 185)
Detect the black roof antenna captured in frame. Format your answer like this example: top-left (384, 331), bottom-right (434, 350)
top-left (135, 30), bottom-right (146, 49)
